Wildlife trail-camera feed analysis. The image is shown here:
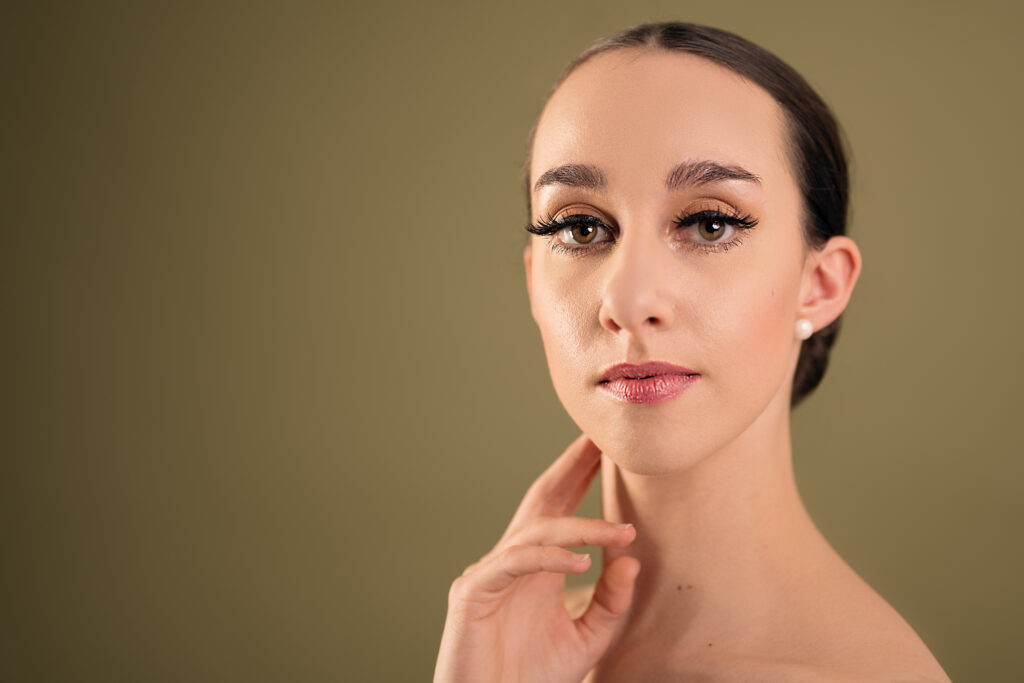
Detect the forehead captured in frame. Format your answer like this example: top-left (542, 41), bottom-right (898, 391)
top-left (530, 49), bottom-right (793, 194)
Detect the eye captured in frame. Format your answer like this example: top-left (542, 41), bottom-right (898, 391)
top-left (559, 221), bottom-right (603, 245)
top-left (672, 208), bottom-right (759, 253)
top-left (524, 213), bottom-right (613, 253)
top-left (694, 217), bottom-right (733, 242)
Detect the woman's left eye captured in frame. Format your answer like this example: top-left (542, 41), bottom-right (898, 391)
top-left (694, 217), bottom-right (733, 241)
top-left (672, 209), bottom-right (759, 253)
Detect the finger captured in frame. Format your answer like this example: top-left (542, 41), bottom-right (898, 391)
top-left (508, 516), bottom-right (637, 549)
top-left (512, 434), bottom-right (602, 523)
top-left (465, 545), bottom-right (592, 595)
top-left (575, 556), bottom-right (641, 647)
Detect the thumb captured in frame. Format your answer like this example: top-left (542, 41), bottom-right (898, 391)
top-left (575, 555), bottom-right (640, 648)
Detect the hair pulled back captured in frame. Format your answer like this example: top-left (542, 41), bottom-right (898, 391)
top-left (523, 21), bottom-right (850, 408)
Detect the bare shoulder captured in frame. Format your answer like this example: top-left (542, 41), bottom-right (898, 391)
top-left (779, 572), bottom-right (952, 682)
top-left (703, 655), bottom-right (951, 683)
top-left (578, 576), bottom-right (950, 682)
top-left (676, 620), bottom-right (946, 683)
top-left (569, 563), bottom-right (950, 683)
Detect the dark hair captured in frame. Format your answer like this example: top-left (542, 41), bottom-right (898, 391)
top-left (522, 21), bottom-right (849, 409)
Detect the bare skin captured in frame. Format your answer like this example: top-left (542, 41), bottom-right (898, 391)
top-left (433, 434), bottom-right (641, 683)
top-left (435, 48), bottom-right (950, 682)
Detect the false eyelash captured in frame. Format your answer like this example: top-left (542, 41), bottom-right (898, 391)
top-left (672, 208), bottom-right (759, 230)
top-left (523, 207), bottom-right (759, 255)
top-left (524, 213), bottom-right (609, 236)
top-left (671, 207), bottom-right (758, 254)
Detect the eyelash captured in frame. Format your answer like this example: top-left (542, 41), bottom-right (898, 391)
top-left (524, 208), bottom-right (759, 256)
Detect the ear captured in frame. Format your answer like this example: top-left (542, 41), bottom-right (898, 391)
top-left (798, 235), bottom-right (863, 331)
top-left (523, 242), bottom-right (536, 323)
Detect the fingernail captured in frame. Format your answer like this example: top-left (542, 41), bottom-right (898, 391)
top-left (573, 553), bottom-right (590, 562)
top-left (615, 523), bottom-right (634, 530)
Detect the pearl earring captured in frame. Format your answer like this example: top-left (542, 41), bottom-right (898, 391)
top-left (795, 318), bottom-right (814, 340)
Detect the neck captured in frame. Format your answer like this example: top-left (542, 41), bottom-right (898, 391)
top-left (598, 388), bottom-right (837, 653)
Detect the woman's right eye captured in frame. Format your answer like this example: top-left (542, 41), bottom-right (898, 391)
top-left (524, 214), bottom-right (614, 253)
top-left (557, 221), bottom-right (608, 246)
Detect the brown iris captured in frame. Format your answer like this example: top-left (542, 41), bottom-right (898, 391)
top-left (569, 224), bottom-right (598, 244)
top-left (696, 219), bottom-right (727, 241)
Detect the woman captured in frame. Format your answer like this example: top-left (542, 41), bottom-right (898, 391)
top-left (435, 22), bottom-right (950, 682)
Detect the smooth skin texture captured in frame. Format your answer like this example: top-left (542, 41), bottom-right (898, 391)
top-left (433, 434), bottom-right (642, 682)
top-left (436, 49), bottom-right (950, 682)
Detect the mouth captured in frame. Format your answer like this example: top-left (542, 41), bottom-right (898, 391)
top-left (598, 361), bottom-right (698, 383)
top-left (597, 362), bottom-right (700, 405)
top-left (598, 373), bottom-right (696, 382)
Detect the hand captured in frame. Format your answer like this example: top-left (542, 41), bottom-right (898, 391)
top-left (434, 434), bottom-right (640, 683)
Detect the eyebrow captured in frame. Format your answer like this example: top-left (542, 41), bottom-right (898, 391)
top-left (532, 163), bottom-right (606, 192)
top-left (532, 159), bottom-right (761, 193)
top-left (665, 160), bottom-right (761, 190)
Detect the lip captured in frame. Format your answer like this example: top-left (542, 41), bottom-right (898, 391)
top-left (597, 362), bottom-right (700, 405)
top-left (599, 361), bottom-right (698, 382)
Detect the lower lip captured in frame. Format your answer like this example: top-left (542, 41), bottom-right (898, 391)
top-left (598, 374), bottom-right (700, 405)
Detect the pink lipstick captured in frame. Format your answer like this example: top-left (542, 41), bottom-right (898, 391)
top-left (597, 361), bottom-right (700, 405)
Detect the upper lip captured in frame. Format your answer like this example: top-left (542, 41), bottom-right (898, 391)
top-left (599, 361), bottom-right (698, 383)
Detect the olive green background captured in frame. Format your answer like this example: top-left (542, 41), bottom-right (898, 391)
top-left (3, 1), bottom-right (1021, 681)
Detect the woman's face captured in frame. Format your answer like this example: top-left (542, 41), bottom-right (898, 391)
top-left (524, 50), bottom-right (814, 475)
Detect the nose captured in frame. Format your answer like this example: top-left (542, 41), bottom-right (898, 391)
top-left (598, 230), bottom-right (676, 336)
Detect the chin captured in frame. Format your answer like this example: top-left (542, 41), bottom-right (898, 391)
top-left (568, 402), bottom-right (722, 477)
top-left (556, 374), bottom-right (777, 477)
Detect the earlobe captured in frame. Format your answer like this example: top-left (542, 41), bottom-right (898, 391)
top-left (798, 235), bottom-right (863, 330)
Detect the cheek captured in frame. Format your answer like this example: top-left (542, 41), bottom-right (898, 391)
top-left (533, 266), bottom-right (594, 358)
top-left (705, 259), bottom-right (799, 396)
top-left (532, 265), bottom-right (602, 405)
